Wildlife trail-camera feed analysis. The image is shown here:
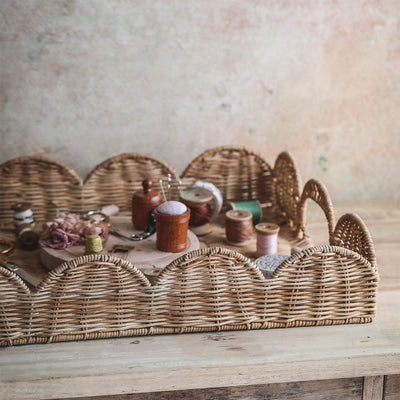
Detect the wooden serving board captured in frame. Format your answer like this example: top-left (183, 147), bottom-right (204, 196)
top-left (40, 216), bottom-right (200, 272)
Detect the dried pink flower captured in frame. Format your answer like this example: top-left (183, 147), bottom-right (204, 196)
top-left (40, 222), bottom-right (81, 249)
top-left (40, 213), bottom-right (109, 249)
top-left (81, 219), bottom-right (109, 244)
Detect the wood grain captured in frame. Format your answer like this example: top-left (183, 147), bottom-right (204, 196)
top-left (57, 377), bottom-right (364, 400)
top-left (363, 376), bottom-right (384, 400)
top-left (1, 289), bottom-right (399, 399)
top-left (383, 374), bottom-right (400, 400)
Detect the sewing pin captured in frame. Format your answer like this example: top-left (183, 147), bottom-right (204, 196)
top-left (159, 179), bottom-right (167, 202)
top-left (167, 174), bottom-right (172, 200)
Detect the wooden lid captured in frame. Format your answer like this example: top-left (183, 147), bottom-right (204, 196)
top-left (180, 187), bottom-right (213, 208)
top-left (12, 202), bottom-right (32, 212)
top-left (226, 209), bottom-right (252, 222)
top-left (133, 179), bottom-right (162, 205)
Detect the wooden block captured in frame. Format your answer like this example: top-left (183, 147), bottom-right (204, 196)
top-left (363, 376), bottom-right (384, 400)
top-left (59, 377), bottom-right (363, 400)
top-left (383, 374), bottom-right (400, 400)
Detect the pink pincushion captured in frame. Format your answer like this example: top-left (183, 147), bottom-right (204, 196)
top-left (157, 201), bottom-right (187, 216)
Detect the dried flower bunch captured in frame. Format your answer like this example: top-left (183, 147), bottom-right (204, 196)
top-left (40, 214), bottom-right (109, 250)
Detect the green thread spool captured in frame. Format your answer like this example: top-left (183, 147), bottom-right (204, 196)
top-left (228, 201), bottom-right (262, 225)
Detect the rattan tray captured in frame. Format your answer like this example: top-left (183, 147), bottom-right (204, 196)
top-left (0, 148), bottom-right (378, 346)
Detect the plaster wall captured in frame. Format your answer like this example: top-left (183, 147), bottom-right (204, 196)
top-left (1, 0), bottom-right (399, 202)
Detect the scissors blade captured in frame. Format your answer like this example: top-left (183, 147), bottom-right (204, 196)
top-left (2, 262), bottom-right (41, 287)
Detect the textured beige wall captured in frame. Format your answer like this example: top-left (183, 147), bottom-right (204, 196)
top-left (0, 1), bottom-right (399, 202)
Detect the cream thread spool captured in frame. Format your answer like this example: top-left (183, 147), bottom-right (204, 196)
top-left (191, 181), bottom-right (223, 218)
top-left (225, 209), bottom-right (253, 247)
top-left (12, 203), bottom-right (34, 227)
top-left (85, 234), bottom-right (103, 255)
top-left (255, 223), bottom-right (280, 257)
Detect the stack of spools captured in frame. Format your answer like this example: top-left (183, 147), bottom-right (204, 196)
top-left (227, 200), bottom-right (263, 225)
top-left (224, 200), bottom-right (281, 258)
top-left (12, 202), bottom-right (39, 250)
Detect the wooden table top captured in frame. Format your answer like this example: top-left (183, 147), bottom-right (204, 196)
top-left (1, 201), bottom-right (399, 399)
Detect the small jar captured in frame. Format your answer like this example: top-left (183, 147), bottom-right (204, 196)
top-left (154, 201), bottom-right (191, 253)
top-left (132, 179), bottom-right (163, 230)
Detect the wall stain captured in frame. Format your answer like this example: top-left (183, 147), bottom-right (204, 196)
top-left (316, 155), bottom-right (328, 172)
top-left (220, 103), bottom-right (231, 112)
top-left (316, 133), bottom-right (330, 144)
top-left (27, 32), bottom-right (51, 62)
top-left (0, 88), bottom-right (8, 112)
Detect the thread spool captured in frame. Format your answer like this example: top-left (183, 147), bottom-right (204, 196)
top-left (180, 187), bottom-right (213, 236)
top-left (85, 234), bottom-right (103, 255)
top-left (225, 209), bottom-right (253, 247)
top-left (190, 204), bottom-right (212, 226)
top-left (255, 222), bottom-right (280, 257)
top-left (16, 223), bottom-right (39, 250)
top-left (12, 203), bottom-right (35, 227)
top-left (227, 201), bottom-right (262, 225)
top-left (191, 181), bottom-right (223, 218)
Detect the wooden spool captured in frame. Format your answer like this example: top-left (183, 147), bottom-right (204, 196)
top-left (180, 186), bottom-right (213, 236)
top-left (225, 209), bottom-right (253, 247)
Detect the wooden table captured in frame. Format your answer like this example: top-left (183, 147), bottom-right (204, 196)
top-left (1, 201), bottom-right (399, 400)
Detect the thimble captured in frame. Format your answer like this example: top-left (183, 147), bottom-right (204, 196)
top-left (85, 234), bottom-right (103, 255)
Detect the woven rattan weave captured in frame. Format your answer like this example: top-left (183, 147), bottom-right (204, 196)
top-left (181, 146), bottom-right (275, 210)
top-left (0, 245), bottom-right (377, 346)
top-left (0, 148), bottom-right (378, 346)
top-left (0, 153), bottom-right (179, 225)
top-left (0, 156), bottom-right (81, 224)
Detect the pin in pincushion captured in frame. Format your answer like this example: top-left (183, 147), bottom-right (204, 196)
top-left (155, 201), bottom-right (190, 252)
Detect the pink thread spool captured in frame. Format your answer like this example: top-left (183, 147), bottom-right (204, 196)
top-left (255, 223), bottom-right (280, 257)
